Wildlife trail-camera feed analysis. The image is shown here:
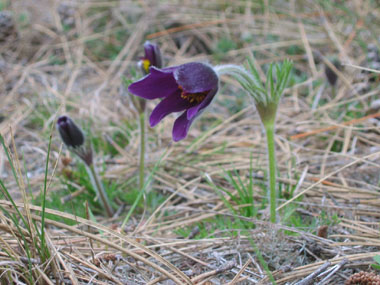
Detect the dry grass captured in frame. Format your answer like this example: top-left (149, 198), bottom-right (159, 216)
top-left (0, 0), bottom-right (379, 284)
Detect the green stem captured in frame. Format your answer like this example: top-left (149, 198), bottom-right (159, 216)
top-left (86, 164), bottom-right (114, 218)
top-left (138, 110), bottom-right (146, 190)
top-left (264, 123), bottom-right (277, 223)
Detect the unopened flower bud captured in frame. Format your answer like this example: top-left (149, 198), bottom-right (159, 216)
top-left (325, 59), bottom-right (341, 87)
top-left (138, 41), bottom-right (163, 75)
top-left (57, 116), bottom-right (92, 166)
top-left (57, 116), bottom-right (84, 148)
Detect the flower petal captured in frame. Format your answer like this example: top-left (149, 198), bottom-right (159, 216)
top-left (174, 62), bottom-right (219, 94)
top-left (128, 67), bottom-right (177, 99)
top-left (149, 90), bottom-right (192, 127)
top-left (172, 111), bottom-right (196, 142)
top-left (186, 87), bottom-right (218, 120)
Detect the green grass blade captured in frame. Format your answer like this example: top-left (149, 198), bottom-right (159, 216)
top-left (39, 132), bottom-right (53, 261)
top-left (206, 175), bottom-right (238, 215)
top-left (121, 148), bottom-right (167, 229)
top-left (0, 135), bottom-right (19, 187)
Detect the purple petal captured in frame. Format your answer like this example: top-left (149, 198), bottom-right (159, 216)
top-left (149, 90), bottom-right (192, 127)
top-left (172, 111), bottom-right (196, 142)
top-left (174, 62), bottom-right (218, 94)
top-left (128, 67), bottom-right (177, 99)
top-left (186, 87), bottom-right (218, 120)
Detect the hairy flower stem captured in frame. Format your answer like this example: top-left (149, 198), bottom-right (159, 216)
top-left (217, 58), bottom-right (292, 224)
top-left (86, 164), bottom-right (113, 218)
top-left (138, 110), bottom-right (146, 190)
top-left (264, 123), bottom-right (277, 223)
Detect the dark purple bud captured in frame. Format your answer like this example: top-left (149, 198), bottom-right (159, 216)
top-left (57, 116), bottom-right (93, 165)
top-left (57, 116), bottom-right (84, 148)
top-left (324, 59), bottom-right (340, 86)
top-left (138, 41), bottom-right (163, 75)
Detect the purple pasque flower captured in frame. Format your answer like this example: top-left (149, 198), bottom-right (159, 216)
top-left (128, 62), bottom-right (219, 141)
top-left (138, 41), bottom-right (163, 75)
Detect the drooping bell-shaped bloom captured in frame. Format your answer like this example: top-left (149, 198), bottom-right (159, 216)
top-left (138, 41), bottom-right (163, 75)
top-left (57, 116), bottom-right (92, 165)
top-left (128, 62), bottom-right (219, 141)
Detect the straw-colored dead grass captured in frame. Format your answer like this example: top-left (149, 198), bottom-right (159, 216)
top-left (0, 0), bottom-right (379, 283)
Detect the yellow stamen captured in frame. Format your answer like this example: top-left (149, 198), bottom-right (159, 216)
top-left (181, 92), bottom-right (206, 103)
top-left (142, 59), bottom-right (151, 72)
top-left (179, 85), bottom-right (207, 103)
